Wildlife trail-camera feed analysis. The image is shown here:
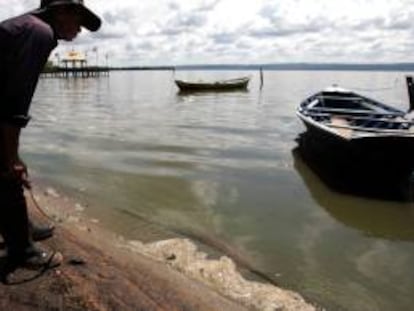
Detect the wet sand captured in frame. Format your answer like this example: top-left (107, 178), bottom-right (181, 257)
top-left (0, 184), bottom-right (316, 311)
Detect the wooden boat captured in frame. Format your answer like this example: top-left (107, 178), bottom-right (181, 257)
top-left (297, 86), bottom-right (414, 141)
top-left (175, 76), bottom-right (250, 92)
top-left (297, 86), bottom-right (414, 173)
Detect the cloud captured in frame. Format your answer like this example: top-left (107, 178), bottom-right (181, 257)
top-left (1, 0), bottom-right (414, 65)
top-left (157, 13), bottom-right (208, 36)
top-left (196, 0), bottom-right (221, 12)
top-left (248, 24), bottom-right (323, 38)
top-left (211, 32), bottom-right (238, 44)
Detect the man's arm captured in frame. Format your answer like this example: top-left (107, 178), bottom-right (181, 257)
top-left (0, 123), bottom-right (30, 187)
top-left (0, 16), bottom-right (56, 186)
top-left (0, 123), bottom-right (20, 167)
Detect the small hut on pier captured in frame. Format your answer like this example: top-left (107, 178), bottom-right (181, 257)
top-left (42, 49), bottom-right (109, 78)
top-left (62, 50), bottom-right (87, 75)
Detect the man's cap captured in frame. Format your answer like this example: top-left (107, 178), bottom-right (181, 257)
top-left (34, 0), bottom-right (101, 32)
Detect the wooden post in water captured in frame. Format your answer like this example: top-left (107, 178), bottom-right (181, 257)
top-left (406, 76), bottom-right (414, 111)
top-left (260, 67), bottom-right (264, 90)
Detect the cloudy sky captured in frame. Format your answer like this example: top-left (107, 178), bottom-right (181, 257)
top-left (2, 0), bottom-right (414, 66)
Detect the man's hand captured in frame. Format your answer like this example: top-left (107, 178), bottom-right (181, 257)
top-left (13, 158), bottom-right (31, 189)
top-left (0, 158), bottom-right (31, 189)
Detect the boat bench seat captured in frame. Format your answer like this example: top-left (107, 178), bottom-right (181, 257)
top-left (330, 116), bottom-right (353, 138)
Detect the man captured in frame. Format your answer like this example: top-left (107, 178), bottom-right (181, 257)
top-left (0, 0), bottom-right (101, 275)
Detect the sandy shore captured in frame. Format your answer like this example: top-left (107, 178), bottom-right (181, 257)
top-left (0, 183), bottom-right (317, 311)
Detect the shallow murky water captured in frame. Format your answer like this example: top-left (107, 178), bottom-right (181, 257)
top-left (23, 70), bottom-right (414, 310)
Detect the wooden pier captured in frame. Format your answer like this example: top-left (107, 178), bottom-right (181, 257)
top-left (42, 66), bottom-right (110, 78)
top-left (41, 50), bottom-right (110, 78)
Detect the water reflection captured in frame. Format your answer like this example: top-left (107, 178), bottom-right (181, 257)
top-left (293, 135), bottom-right (414, 241)
top-left (176, 89), bottom-right (249, 96)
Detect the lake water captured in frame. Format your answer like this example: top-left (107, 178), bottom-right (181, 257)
top-left (23, 70), bottom-right (414, 310)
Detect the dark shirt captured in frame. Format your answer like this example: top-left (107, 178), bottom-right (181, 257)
top-left (0, 13), bottom-right (57, 128)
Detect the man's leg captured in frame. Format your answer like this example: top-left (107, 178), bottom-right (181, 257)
top-left (0, 177), bottom-right (32, 264)
top-left (0, 177), bottom-right (62, 280)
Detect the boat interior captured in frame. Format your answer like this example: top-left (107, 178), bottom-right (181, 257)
top-left (301, 92), bottom-right (413, 132)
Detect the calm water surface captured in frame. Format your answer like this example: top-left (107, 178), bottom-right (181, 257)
top-left (24, 71), bottom-right (414, 310)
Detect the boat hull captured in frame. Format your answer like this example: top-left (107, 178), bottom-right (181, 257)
top-left (300, 117), bottom-right (414, 171)
top-left (175, 78), bottom-right (249, 92)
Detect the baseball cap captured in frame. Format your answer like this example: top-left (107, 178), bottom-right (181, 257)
top-left (34, 0), bottom-right (101, 31)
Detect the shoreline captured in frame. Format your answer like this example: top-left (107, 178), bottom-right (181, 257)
top-left (1, 183), bottom-right (317, 311)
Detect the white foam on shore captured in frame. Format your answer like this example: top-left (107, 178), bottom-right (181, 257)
top-left (124, 238), bottom-right (317, 311)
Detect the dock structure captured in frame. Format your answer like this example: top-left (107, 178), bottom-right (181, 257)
top-left (42, 50), bottom-right (109, 78)
top-left (42, 66), bottom-right (110, 78)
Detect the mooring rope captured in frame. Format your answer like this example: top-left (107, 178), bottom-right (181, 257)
top-left (26, 186), bottom-right (57, 224)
